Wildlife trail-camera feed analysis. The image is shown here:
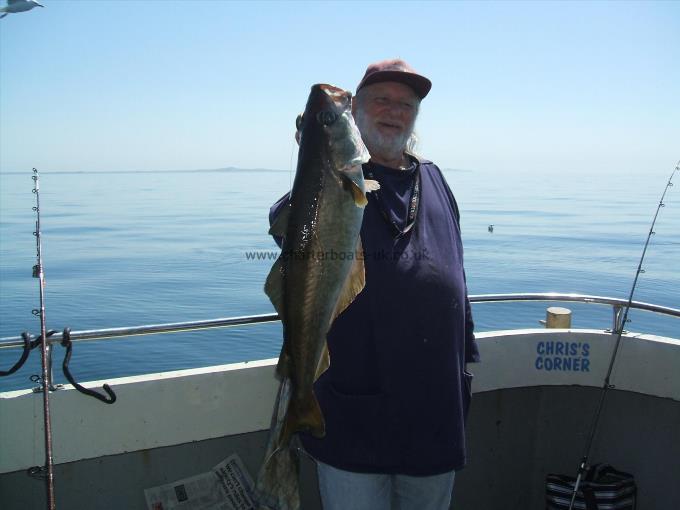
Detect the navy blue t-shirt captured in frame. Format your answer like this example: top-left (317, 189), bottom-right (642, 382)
top-left (269, 158), bottom-right (479, 475)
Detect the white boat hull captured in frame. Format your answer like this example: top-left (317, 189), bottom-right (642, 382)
top-left (2, 329), bottom-right (679, 509)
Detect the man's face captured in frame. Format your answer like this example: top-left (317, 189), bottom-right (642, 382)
top-left (353, 81), bottom-right (419, 157)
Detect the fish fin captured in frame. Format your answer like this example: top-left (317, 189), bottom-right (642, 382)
top-left (255, 378), bottom-right (301, 510)
top-left (264, 258), bottom-right (284, 316)
top-left (343, 176), bottom-right (368, 207)
top-left (314, 342), bottom-right (330, 381)
top-left (276, 345), bottom-right (291, 379)
top-left (341, 165), bottom-right (370, 207)
top-left (284, 392), bottom-right (325, 440)
top-left (330, 238), bottom-right (366, 324)
top-left (268, 203), bottom-right (291, 237)
top-left (266, 259), bottom-right (291, 380)
top-left (364, 179), bottom-right (380, 193)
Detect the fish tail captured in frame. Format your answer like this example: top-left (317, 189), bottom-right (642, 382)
top-left (254, 377), bottom-right (301, 510)
top-left (255, 442), bottom-right (301, 510)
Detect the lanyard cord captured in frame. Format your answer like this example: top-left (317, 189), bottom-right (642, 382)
top-left (366, 163), bottom-right (421, 239)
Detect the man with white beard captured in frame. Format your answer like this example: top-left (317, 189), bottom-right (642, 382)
top-left (270, 59), bottom-right (479, 510)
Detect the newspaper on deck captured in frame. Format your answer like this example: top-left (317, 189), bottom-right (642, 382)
top-left (144, 454), bottom-right (256, 510)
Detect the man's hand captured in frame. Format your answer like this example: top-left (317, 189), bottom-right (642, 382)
top-left (295, 113), bottom-right (303, 146)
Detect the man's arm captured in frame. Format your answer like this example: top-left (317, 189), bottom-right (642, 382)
top-left (430, 164), bottom-right (480, 364)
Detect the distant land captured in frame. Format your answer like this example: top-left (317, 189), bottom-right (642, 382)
top-left (0, 167), bottom-right (289, 175)
top-left (2, 166), bottom-right (475, 175)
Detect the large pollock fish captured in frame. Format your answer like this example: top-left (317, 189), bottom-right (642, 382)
top-left (254, 84), bottom-right (377, 510)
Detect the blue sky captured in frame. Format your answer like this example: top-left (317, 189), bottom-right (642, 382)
top-left (0, 0), bottom-right (678, 175)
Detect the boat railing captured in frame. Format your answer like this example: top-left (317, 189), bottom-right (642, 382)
top-left (1, 293), bottom-right (678, 350)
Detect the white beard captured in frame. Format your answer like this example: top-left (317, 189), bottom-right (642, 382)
top-left (354, 107), bottom-right (415, 161)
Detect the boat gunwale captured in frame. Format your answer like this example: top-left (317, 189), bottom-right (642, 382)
top-left (0, 293), bottom-right (678, 349)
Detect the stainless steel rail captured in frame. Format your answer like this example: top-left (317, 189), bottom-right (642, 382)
top-left (1, 293), bottom-right (678, 350)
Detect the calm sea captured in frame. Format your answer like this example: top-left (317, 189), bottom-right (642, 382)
top-left (1, 168), bottom-right (678, 391)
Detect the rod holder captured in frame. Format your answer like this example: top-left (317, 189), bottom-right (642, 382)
top-left (545, 307), bottom-right (572, 328)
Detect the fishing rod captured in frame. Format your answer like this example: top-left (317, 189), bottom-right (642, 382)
top-left (31, 168), bottom-right (57, 510)
top-left (567, 160), bottom-right (679, 510)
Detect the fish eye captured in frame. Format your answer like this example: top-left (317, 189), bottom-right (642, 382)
top-left (316, 111), bottom-right (338, 126)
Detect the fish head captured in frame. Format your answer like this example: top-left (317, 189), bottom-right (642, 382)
top-left (299, 84), bottom-right (370, 174)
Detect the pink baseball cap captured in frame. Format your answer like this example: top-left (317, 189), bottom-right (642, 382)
top-left (356, 58), bottom-right (432, 99)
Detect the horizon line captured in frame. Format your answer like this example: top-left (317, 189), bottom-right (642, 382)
top-left (0, 166), bottom-right (473, 175)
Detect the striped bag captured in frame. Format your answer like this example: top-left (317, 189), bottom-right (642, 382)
top-left (546, 464), bottom-right (636, 510)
